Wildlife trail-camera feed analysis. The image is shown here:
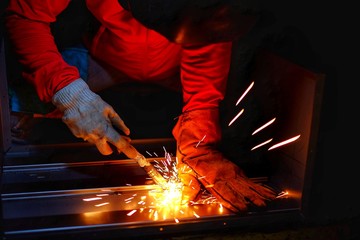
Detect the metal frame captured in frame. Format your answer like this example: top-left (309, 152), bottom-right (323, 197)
top-left (0, 32), bottom-right (12, 155)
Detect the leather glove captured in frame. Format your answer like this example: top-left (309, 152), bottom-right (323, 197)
top-left (52, 78), bottom-right (134, 156)
top-left (173, 108), bottom-right (276, 212)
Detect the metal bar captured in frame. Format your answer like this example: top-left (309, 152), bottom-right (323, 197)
top-left (0, 29), bottom-right (12, 154)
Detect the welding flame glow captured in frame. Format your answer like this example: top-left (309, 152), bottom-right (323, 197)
top-left (121, 151), bottom-right (226, 223)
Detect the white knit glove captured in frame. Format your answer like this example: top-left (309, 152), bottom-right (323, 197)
top-left (52, 78), bottom-right (135, 156)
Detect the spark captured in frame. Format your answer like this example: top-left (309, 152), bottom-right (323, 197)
top-left (146, 151), bottom-right (152, 156)
top-left (195, 135), bottom-right (207, 148)
top-left (236, 81), bottom-right (254, 106)
top-left (219, 204), bottom-right (224, 213)
top-left (96, 194), bottom-right (109, 197)
top-left (83, 197), bottom-right (102, 201)
top-left (268, 135), bottom-right (301, 150)
top-left (175, 26), bottom-right (186, 43)
top-left (193, 211), bottom-right (200, 218)
top-left (124, 197), bottom-right (134, 202)
top-left (251, 138), bottom-right (273, 151)
top-left (154, 210), bottom-right (159, 220)
top-left (127, 210), bottom-right (137, 216)
top-left (276, 191), bottom-right (289, 198)
top-left (252, 118), bottom-right (276, 135)
top-left (153, 152), bottom-right (158, 157)
top-left (125, 150), bottom-right (225, 222)
top-left (95, 202), bottom-right (109, 207)
top-left (163, 146), bottom-right (167, 154)
top-left (228, 109), bottom-right (244, 126)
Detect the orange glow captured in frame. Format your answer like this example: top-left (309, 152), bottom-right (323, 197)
top-left (268, 135), bottom-right (301, 150)
top-left (118, 151), bottom-right (229, 222)
top-left (150, 182), bottom-right (183, 207)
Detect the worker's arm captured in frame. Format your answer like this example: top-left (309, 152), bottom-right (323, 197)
top-left (174, 43), bottom-right (276, 211)
top-left (5, 0), bottom-right (134, 157)
top-left (5, 0), bottom-right (79, 103)
top-left (180, 42), bottom-right (233, 112)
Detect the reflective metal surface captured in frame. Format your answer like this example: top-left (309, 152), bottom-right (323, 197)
top-left (2, 156), bottom-right (299, 239)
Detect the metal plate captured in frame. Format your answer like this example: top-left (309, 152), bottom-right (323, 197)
top-left (2, 157), bottom-right (299, 239)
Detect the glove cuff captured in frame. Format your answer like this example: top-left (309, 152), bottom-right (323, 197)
top-left (52, 78), bottom-right (98, 111)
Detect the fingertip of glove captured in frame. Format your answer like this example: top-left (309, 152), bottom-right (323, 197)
top-left (253, 199), bottom-right (266, 207)
top-left (124, 129), bottom-right (130, 136)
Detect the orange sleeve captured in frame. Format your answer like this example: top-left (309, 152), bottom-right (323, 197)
top-left (5, 0), bottom-right (80, 102)
top-left (181, 42), bottom-right (233, 112)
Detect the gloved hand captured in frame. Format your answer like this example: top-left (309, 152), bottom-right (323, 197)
top-left (52, 78), bottom-right (134, 156)
top-left (173, 108), bottom-right (276, 212)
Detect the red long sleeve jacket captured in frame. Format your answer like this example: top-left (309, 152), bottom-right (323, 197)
top-left (5, 0), bottom-right (232, 112)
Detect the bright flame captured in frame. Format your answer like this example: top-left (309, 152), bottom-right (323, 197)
top-left (151, 182), bottom-right (183, 207)
top-left (268, 135), bottom-right (301, 150)
top-left (236, 81), bottom-right (254, 106)
top-left (122, 151), bottom-right (225, 222)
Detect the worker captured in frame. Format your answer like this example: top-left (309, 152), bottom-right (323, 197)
top-left (5, 0), bottom-right (276, 212)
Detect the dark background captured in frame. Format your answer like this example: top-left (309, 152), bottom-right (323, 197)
top-left (257, 0), bottom-right (359, 224)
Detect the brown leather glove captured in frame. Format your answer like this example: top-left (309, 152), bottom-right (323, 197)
top-left (172, 108), bottom-right (276, 212)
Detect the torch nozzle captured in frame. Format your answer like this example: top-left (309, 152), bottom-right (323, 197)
top-left (134, 153), bottom-right (168, 190)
